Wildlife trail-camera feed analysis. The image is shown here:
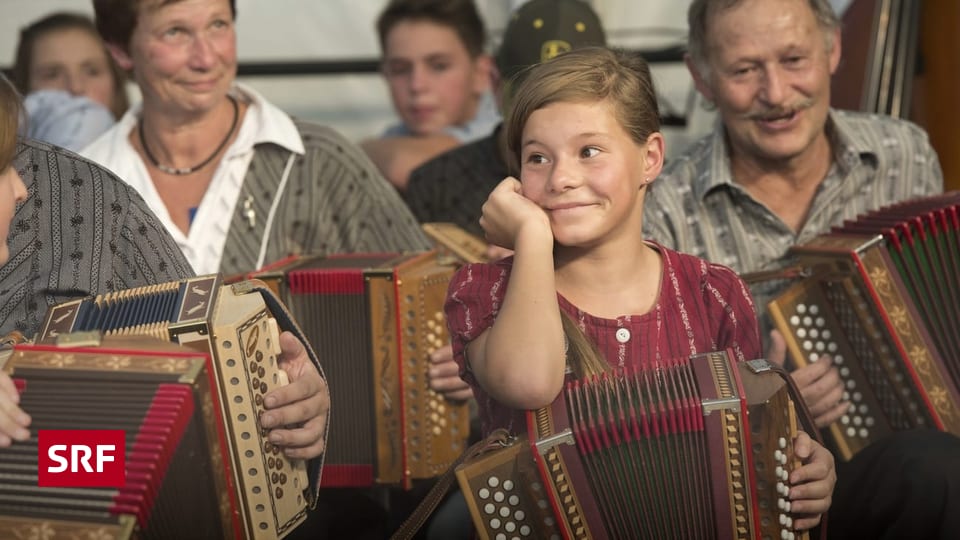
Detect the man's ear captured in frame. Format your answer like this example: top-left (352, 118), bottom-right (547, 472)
top-left (828, 27), bottom-right (842, 75)
top-left (684, 53), bottom-right (714, 103)
top-left (106, 42), bottom-right (134, 72)
top-left (472, 54), bottom-right (494, 94)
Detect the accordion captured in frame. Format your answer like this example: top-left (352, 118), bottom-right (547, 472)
top-left (767, 193), bottom-right (960, 460)
top-left (7, 275), bottom-right (324, 538)
top-left (456, 351), bottom-right (813, 540)
top-left (250, 250), bottom-right (469, 488)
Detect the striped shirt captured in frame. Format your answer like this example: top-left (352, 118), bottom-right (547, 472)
top-left (643, 109), bottom-right (943, 322)
top-left (1, 139), bottom-right (194, 338)
top-left (444, 243), bottom-right (760, 437)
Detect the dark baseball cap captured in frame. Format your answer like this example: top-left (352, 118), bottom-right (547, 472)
top-left (496, 0), bottom-right (607, 81)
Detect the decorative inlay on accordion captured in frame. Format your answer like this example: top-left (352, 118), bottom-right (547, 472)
top-left (250, 251), bottom-right (469, 489)
top-left (422, 222), bottom-right (491, 264)
top-left (23, 275), bottom-right (318, 538)
top-left (456, 352), bottom-right (811, 540)
top-left (768, 193), bottom-right (960, 461)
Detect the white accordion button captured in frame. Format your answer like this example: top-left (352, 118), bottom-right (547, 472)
top-left (615, 328), bottom-right (631, 343)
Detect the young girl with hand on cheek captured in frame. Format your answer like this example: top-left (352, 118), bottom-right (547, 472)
top-left (444, 46), bottom-right (835, 531)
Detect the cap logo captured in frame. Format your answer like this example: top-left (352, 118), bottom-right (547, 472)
top-left (540, 40), bottom-right (572, 62)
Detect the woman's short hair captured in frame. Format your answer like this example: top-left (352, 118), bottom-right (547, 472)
top-left (92, 0), bottom-right (238, 51)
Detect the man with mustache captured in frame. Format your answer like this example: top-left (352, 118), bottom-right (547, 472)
top-left (643, 0), bottom-right (958, 538)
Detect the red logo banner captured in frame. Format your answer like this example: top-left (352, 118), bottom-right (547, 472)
top-left (37, 430), bottom-right (126, 487)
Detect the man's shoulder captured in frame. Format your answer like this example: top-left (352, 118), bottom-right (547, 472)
top-left (662, 132), bottom-right (716, 177)
top-left (831, 109), bottom-right (931, 141)
top-left (648, 132), bottom-right (717, 203)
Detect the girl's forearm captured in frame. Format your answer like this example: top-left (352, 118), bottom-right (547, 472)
top-left (480, 229), bottom-right (566, 408)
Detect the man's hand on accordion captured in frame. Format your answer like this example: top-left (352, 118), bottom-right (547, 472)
top-left (0, 371), bottom-right (31, 447)
top-left (428, 344), bottom-right (474, 402)
top-left (768, 330), bottom-right (850, 428)
top-left (788, 431), bottom-right (836, 531)
top-left (259, 331), bottom-right (330, 460)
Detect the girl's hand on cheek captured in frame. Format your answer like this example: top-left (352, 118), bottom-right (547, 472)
top-left (480, 177), bottom-right (551, 250)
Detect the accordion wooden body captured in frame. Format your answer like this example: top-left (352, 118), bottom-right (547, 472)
top-left (456, 351), bottom-right (812, 540)
top-left (768, 193), bottom-right (960, 460)
top-left (5, 275), bottom-right (317, 538)
top-left (251, 251), bottom-right (469, 488)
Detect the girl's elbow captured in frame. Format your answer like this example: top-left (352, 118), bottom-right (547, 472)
top-left (496, 373), bottom-right (564, 410)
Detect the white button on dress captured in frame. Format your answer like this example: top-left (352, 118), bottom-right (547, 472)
top-left (615, 328), bottom-right (631, 343)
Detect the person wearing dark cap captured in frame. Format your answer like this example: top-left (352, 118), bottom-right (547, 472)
top-left (402, 0), bottom-right (606, 244)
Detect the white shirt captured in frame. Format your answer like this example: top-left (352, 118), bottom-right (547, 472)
top-left (82, 83), bottom-right (305, 275)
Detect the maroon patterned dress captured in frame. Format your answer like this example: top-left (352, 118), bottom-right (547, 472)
top-left (445, 241), bottom-right (762, 438)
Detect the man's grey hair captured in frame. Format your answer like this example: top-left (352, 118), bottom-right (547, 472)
top-left (687, 0), bottom-right (841, 78)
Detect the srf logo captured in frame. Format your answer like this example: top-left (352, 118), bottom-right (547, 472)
top-left (38, 430), bottom-right (126, 487)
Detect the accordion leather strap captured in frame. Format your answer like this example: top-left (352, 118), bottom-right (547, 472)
top-left (768, 362), bottom-right (829, 540)
top-left (232, 279), bottom-right (331, 507)
top-left (391, 429), bottom-right (512, 540)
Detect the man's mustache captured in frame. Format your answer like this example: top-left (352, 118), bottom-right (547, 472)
top-left (743, 99), bottom-right (815, 121)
